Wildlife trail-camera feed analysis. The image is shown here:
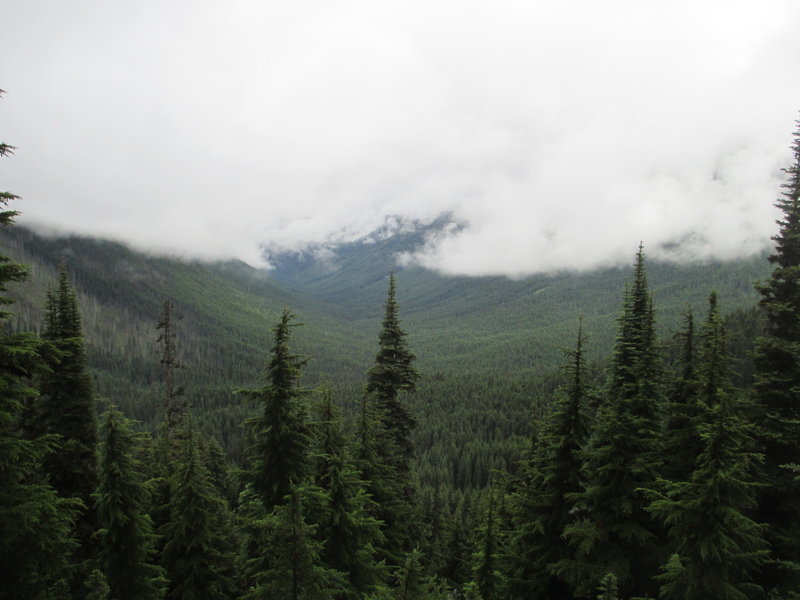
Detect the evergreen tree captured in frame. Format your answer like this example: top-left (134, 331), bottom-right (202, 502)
top-left (647, 292), bottom-right (767, 599)
top-left (366, 272), bottom-right (420, 465)
top-left (362, 273), bottom-right (420, 566)
top-left (0, 102), bottom-right (79, 598)
top-left (239, 484), bottom-right (342, 600)
top-left (509, 319), bottom-right (591, 599)
top-left (94, 406), bottom-right (166, 600)
top-left (663, 310), bottom-right (701, 482)
top-left (471, 489), bottom-right (505, 600)
top-left (559, 245), bottom-right (664, 598)
top-left (313, 391), bottom-right (385, 598)
top-left (160, 418), bottom-right (236, 600)
top-left (36, 263), bottom-right (99, 577)
top-left (240, 309), bottom-right (312, 510)
top-left (753, 117), bottom-right (800, 592)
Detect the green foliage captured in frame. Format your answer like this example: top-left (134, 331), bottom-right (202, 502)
top-left (508, 320), bottom-right (591, 599)
top-left (35, 264), bottom-right (99, 580)
top-left (0, 108), bottom-right (79, 599)
top-left (240, 309), bottom-right (312, 510)
top-left (753, 118), bottom-right (800, 592)
top-left (160, 418), bottom-right (236, 600)
top-left (560, 246), bottom-right (664, 598)
top-left (239, 484), bottom-right (344, 600)
top-left (313, 391), bottom-right (385, 598)
top-left (647, 293), bottom-right (767, 599)
top-left (95, 406), bottom-right (166, 600)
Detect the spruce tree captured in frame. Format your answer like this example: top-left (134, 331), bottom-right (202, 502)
top-left (0, 103), bottom-right (79, 598)
top-left (663, 310), bottom-right (701, 482)
top-left (559, 245), bottom-right (664, 598)
top-left (509, 319), bottom-right (590, 599)
top-left (95, 406), bottom-right (166, 600)
top-left (160, 418), bottom-right (236, 600)
top-left (753, 117), bottom-right (800, 591)
top-left (362, 272), bottom-right (420, 566)
top-left (313, 391), bottom-right (385, 598)
top-left (240, 484), bottom-right (342, 600)
top-left (240, 309), bottom-right (312, 510)
top-left (646, 294), bottom-right (767, 600)
top-left (36, 263), bottom-right (99, 576)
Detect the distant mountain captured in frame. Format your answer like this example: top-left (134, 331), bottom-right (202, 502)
top-left (1, 225), bottom-right (771, 475)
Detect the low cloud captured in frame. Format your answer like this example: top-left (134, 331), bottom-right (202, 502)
top-left (2, 0), bottom-right (799, 275)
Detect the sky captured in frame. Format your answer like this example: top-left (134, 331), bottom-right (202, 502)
top-left (2, 0), bottom-right (800, 277)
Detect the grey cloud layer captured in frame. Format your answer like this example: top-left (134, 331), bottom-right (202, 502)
top-left (2, 0), bottom-right (799, 275)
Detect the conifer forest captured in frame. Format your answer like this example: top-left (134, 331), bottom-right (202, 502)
top-left (6, 101), bottom-right (800, 599)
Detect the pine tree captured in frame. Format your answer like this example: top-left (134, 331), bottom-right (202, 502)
top-left (240, 309), bottom-right (312, 510)
top-left (753, 117), bottom-right (800, 592)
top-left (313, 391), bottom-right (385, 598)
top-left (559, 245), bottom-right (664, 598)
top-left (36, 263), bottom-right (99, 576)
top-left (0, 99), bottom-right (79, 598)
top-left (160, 418), bottom-right (236, 600)
top-left (94, 406), bottom-right (166, 600)
top-left (509, 320), bottom-right (591, 599)
top-left (646, 292), bottom-right (767, 599)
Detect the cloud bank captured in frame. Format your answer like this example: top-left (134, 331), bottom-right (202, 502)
top-left (2, 0), bottom-right (799, 275)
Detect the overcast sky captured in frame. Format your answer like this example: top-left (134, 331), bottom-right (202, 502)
top-left (2, 1), bottom-right (800, 276)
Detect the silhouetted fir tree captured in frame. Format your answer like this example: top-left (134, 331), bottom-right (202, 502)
top-left (753, 117), bottom-right (800, 592)
top-left (362, 273), bottom-right (420, 566)
top-left (509, 319), bottom-right (591, 600)
top-left (240, 484), bottom-right (343, 600)
top-left (35, 264), bottom-right (99, 576)
top-left (559, 245), bottom-right (664, 598)
top-left (313, 390), bottom-right (385, 598)
top-left (663, 310), bottom-right (701, 482)
top-left (94, 405), bottom-right (166, 600)
top-left (0, 108), bottom-right (79, 598)
top-left (160, 417), bottom-right (236, 600)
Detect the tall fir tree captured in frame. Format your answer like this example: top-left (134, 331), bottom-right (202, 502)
top-left (160, 417), bottom-right (236, 600)
top-left (509, 319), bottom-right (591, 599)
top-left (646, 292), bottom-right (767, 600)
top-left (0, 100), bottom-right (79, 598)
top-left (94, 405), bottom-right (166, 600)
top-left (559, 245), bottom-right (664, 598)
top-left (362, 272), bottom-right (420, 567)
top-left (313, 391), bottom-right (385, 599)
top-left (240, 309), bottom-right (312, 510)
top-left (36, 263), bottom-right (99, 579)
top-left (752, 117), bottom-right (800, 592)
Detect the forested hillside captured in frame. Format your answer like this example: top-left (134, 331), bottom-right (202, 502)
top-left (4, 116), bottom-right (800, 597)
